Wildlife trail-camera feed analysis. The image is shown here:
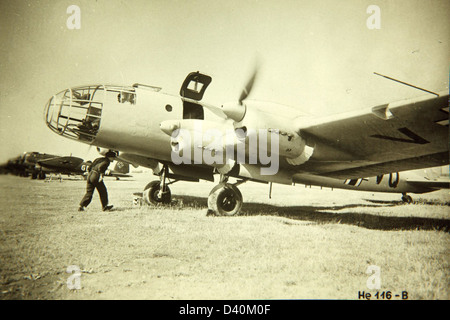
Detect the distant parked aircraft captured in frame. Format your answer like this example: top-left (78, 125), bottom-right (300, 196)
top-left (0, 152), bottom-right (131, 180)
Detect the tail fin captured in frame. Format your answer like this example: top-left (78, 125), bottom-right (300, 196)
top-left (113, 161), bottom-right (129, 174)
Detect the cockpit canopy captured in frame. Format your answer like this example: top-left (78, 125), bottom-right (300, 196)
top-left (44, 85), bottom-right (136, 143)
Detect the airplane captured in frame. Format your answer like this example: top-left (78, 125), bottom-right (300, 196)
top-left (0, 152), bottom-right (77, 179)
top-left (43, 70), bottom-right (449, 215)
top-left (0, 152), bottom-right (131, 180)
top-left (0, 153), bottom-right (31, 177)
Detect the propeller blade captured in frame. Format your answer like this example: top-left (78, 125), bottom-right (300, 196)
top-left (181, 96), bottom-right (227, 119)
top-left (238, 64), bottom-right (259, 105)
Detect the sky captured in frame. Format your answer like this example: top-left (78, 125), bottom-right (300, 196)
top-left (0, 0), bottom-right (449, 163)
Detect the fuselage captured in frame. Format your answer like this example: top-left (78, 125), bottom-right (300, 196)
top-left (45, 85), bottom-right (227, 162)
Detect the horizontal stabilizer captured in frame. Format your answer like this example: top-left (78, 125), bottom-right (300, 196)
top-left (407, 180), bottom-right (450, 190)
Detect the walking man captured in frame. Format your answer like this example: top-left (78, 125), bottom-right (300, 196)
top-left (78, 151), bottom-right (116, 211)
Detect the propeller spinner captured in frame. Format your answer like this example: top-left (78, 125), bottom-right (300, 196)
top-left (221, 65), bottom-right (259, 123)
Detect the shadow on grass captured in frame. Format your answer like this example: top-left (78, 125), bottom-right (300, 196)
top-left (171, 195), bottom-right (450, 232)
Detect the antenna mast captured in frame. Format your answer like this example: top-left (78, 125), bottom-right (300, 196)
top-left (374, 72), bottom-right (440, 96)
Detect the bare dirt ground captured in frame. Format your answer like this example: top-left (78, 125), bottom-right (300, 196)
top-left (0, 173), bottom-right (448, 300)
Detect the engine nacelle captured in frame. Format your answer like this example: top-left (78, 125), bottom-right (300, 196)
top-left (160, 108), bottom-right (314, 169)
top-left (160, 119), bottom-right (230, 166)
top-left (231, 103), bottom-right (314, 165)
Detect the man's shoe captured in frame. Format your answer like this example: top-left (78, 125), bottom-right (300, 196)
top-left (103, 205), bottom-right (113, 211)
top-left (78, 206), bottom-right (85, 212)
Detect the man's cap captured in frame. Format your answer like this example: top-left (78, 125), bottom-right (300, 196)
top-left (105, 151), bottom-right (116, 158)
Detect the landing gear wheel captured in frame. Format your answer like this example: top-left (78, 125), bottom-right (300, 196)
top-left (401, 193), bottom-right (413, 203)
top-left (38, 172), bottom-right (46, 180)
top-left (143, 180), bottom-right (171, 205)
top-left (208, 183), bottom-right (243, 216)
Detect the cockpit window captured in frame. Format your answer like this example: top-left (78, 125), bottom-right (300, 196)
top-left (117, 91), bottom-right (136, 104)
top-left (44, 84), bottom-right (137, 143)
top-left (45, 85), bottom-right (105, 143)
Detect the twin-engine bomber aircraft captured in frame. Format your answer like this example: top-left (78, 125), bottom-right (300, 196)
top-left (0, 152), bottom-right (131, 180)
top-left (44, 71), bottom-right (449, 215)
top-left (0, 152), bottom-right (86, 179)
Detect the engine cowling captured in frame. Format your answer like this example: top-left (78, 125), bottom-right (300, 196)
top-left (160, 103), bottom-right (315, 170)
top-left (225, 101), bottom-right (314, 166)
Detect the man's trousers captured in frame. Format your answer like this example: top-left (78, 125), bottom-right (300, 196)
top-left (79, 171), bottom-right (108, 208)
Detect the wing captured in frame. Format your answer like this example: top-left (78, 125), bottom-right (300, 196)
top-left (295, 92), bottom-right (449, 179)
top-left (105, 172), bottom-right (132, 178)
top-left (116, 152), bottom-right (214, 182)
top-left (105, 161), bottom-right (132, 178)
top-left (37, 156), bottom-right (84, 170)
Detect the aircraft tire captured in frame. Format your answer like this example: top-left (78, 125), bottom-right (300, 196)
top-left (207, 183), bottom-right (243, 216)
top-left (31, 172), bottom-right (38, 179)
top-left (143, 180), bottom-right (171, 205)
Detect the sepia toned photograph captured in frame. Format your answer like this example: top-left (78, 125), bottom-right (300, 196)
top-left (0, 0), bottom-right (448, 304)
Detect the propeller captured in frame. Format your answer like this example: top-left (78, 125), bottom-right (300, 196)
top-left (238, 65), bottom-right (259, 105)
top-left (221, 63), bottom-right (260, 123)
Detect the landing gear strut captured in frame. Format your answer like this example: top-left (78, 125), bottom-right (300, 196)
top-left (207, 176), bottom-right (246, 216)
top-left (401, 193), bottom-right (413, 203)
top-left (32, 171), bottom-right (46, 180)
top-left (143, 165), bottom-right (172, 205)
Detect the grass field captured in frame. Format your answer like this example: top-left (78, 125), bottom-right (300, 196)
top-left (0, 173), bottom-right (448, 300)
